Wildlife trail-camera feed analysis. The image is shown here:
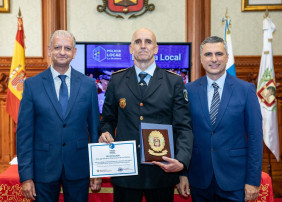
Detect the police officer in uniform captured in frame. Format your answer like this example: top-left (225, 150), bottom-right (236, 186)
top-left (99, 28), bottom-right (193, 202)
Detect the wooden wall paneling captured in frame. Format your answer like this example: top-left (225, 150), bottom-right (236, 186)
top-left (236, 55), bottom-right (282, 197)
top-left (0, 95), bottom-right (14, 162)
top-left (186, 0), bottom-right (211, 82)
top-left (185, 0), bottom-right (282, 196)
top-left (0, 0), bottom-right (281, 197)
top-left (273, 99), bottom-right (282, 198)
top-left (0, 0), bottom-right (66, 164)
top-left (278, 99), bottom-right (282, 159)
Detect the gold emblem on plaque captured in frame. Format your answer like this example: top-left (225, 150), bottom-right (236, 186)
top-left (119, 98), bottom-right (126, 109)
top-left (148, 131), bottom-right (168, 156)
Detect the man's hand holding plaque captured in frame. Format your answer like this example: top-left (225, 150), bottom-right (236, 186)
top-left (152, 156), bottom-right (184, 173)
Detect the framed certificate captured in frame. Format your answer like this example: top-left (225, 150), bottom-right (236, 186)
top-left (242, 0), bottom-right (282, 11)
top-left (88, 141), bottom-right (138, 178)
top-left (139, 123), bottom-right (174, 164)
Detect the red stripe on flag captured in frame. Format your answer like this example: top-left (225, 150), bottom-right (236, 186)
top-left (6, 16), bottom-right (26, 124)
top-left (6, 89), bottom-right (20, 124)
top-left (15, 18), bottom-right (24, 47)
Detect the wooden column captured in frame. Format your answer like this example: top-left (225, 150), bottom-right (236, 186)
top-left (43, 0), bottom-right (67, 66)
top-left (186, 0), bottom-right (211, 81)
top-left (57, 0), bottom-right (67, 30)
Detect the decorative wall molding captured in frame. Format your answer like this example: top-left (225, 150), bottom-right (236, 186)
top-left (0, 0), bottom-right (281, 196)
top-left (97, 0), bottom-right (155, 19)
top-left (0, 73), bottom-right (8, 93)
top-left (235, 56), bottom-right (282, 98)
top-left (0, 0), bottom-right (61, 165)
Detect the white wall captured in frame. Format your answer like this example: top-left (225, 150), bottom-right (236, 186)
top-left (211, 0), bottom-right (282, 55)
top-left (0, 0), bottom-right (42, 57)
top-left (1, 0), bottom-right (282, 57)
top-left (67, 0), bottom-right (186, 43)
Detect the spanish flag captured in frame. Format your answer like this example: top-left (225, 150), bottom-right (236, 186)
top-left (6, 10), bottom-right (26, 124)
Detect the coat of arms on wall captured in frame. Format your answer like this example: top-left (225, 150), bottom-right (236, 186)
top-left (97, 0), bottom-right (155, 19)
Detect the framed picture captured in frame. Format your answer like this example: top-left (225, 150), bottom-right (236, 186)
top-left (242, 0), bottom-right (282, 11)
top-left (0, 0), bottom-right (10, 13)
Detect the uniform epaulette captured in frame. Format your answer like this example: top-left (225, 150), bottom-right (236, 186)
top-left (112, 68), bottom-right (129, 74)
top-left (165, 69), bottom-right (181, 77)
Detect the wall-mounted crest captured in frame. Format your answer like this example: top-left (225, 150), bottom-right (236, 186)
top-left (97, 0), bottom-right (155, 19)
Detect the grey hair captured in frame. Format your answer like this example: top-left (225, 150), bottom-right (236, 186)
top-left (200, 36), bottom-right (228, 56)
top-left (49, 30), bottom-right (76, 48)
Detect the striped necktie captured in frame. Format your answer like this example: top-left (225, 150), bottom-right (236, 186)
top-left (210, 82), bottom-right (220, 125)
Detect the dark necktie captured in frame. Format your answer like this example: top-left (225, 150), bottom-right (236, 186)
top-left (139, 73), bottom-right (148, 97)
top-left (58, 75), bottom-right (68, 118)
top-left (210, 82), bottom-right (220, 125)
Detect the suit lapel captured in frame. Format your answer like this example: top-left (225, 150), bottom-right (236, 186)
top-left (213, 73), bottom-right (234, 129)
top-left (198, 76), bottom-right (212, 128)
top-left (65, 68), bottom-right (81, 119)
top-left (143, 66), bottom-right (162, 99)
top-left (42, 67), bottom-right (64, 120)
top-left (127, 67), bottom-right (142, 100)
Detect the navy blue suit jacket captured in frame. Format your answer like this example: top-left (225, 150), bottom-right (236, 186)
top-left (185, 73), bottom-right (263, 191)
top-left (17, 67), bottom-right (100, 183)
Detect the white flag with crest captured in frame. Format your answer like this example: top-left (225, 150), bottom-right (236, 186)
top-left (257, 17), bottom-right (279, 161)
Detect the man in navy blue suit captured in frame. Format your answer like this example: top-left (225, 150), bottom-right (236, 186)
top-left (177, 36), bottom-right (263, 201)
top-left (17, 30), bottom-right (101, 201)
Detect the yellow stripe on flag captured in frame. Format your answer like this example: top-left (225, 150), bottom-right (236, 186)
top-left (6, 16), bottom-right (26, 124)
top-left (8, 40), bottom-right (25, 100)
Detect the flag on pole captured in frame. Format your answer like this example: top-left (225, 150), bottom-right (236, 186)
top-left (224, 17), bottom-right (236, 76)
top-left (6, 9), bottom-right (26, 124)
top-left (257, 17), bottom-right (280, 161)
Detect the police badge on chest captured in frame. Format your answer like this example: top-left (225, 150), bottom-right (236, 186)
top-left (119, 98), bottom-right (126, 109)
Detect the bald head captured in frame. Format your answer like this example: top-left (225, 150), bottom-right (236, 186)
top-left (129, 28), bottom-right (158, 70)
top-left (131, 28), bottom-right (157, 45)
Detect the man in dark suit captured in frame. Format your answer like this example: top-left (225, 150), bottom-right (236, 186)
top-left (99, 28), bottom-right (193, 202)
top-left (17, 30), bottom-right (101, 201)
top-left (177, 36), bottom-right (263, 201)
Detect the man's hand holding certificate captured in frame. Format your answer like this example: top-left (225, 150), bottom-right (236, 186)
top-left (93, 123), bottom-right (184, 178)
top-left (88, 140), bottom-right (138, 178)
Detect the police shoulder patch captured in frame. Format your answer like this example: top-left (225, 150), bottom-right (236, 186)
top-left (112, 68), bottom-right (129, 74)
top-left (183, 89), bottom-right (189, 102)
top-left (165, 69), bottom-right (181, 77)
